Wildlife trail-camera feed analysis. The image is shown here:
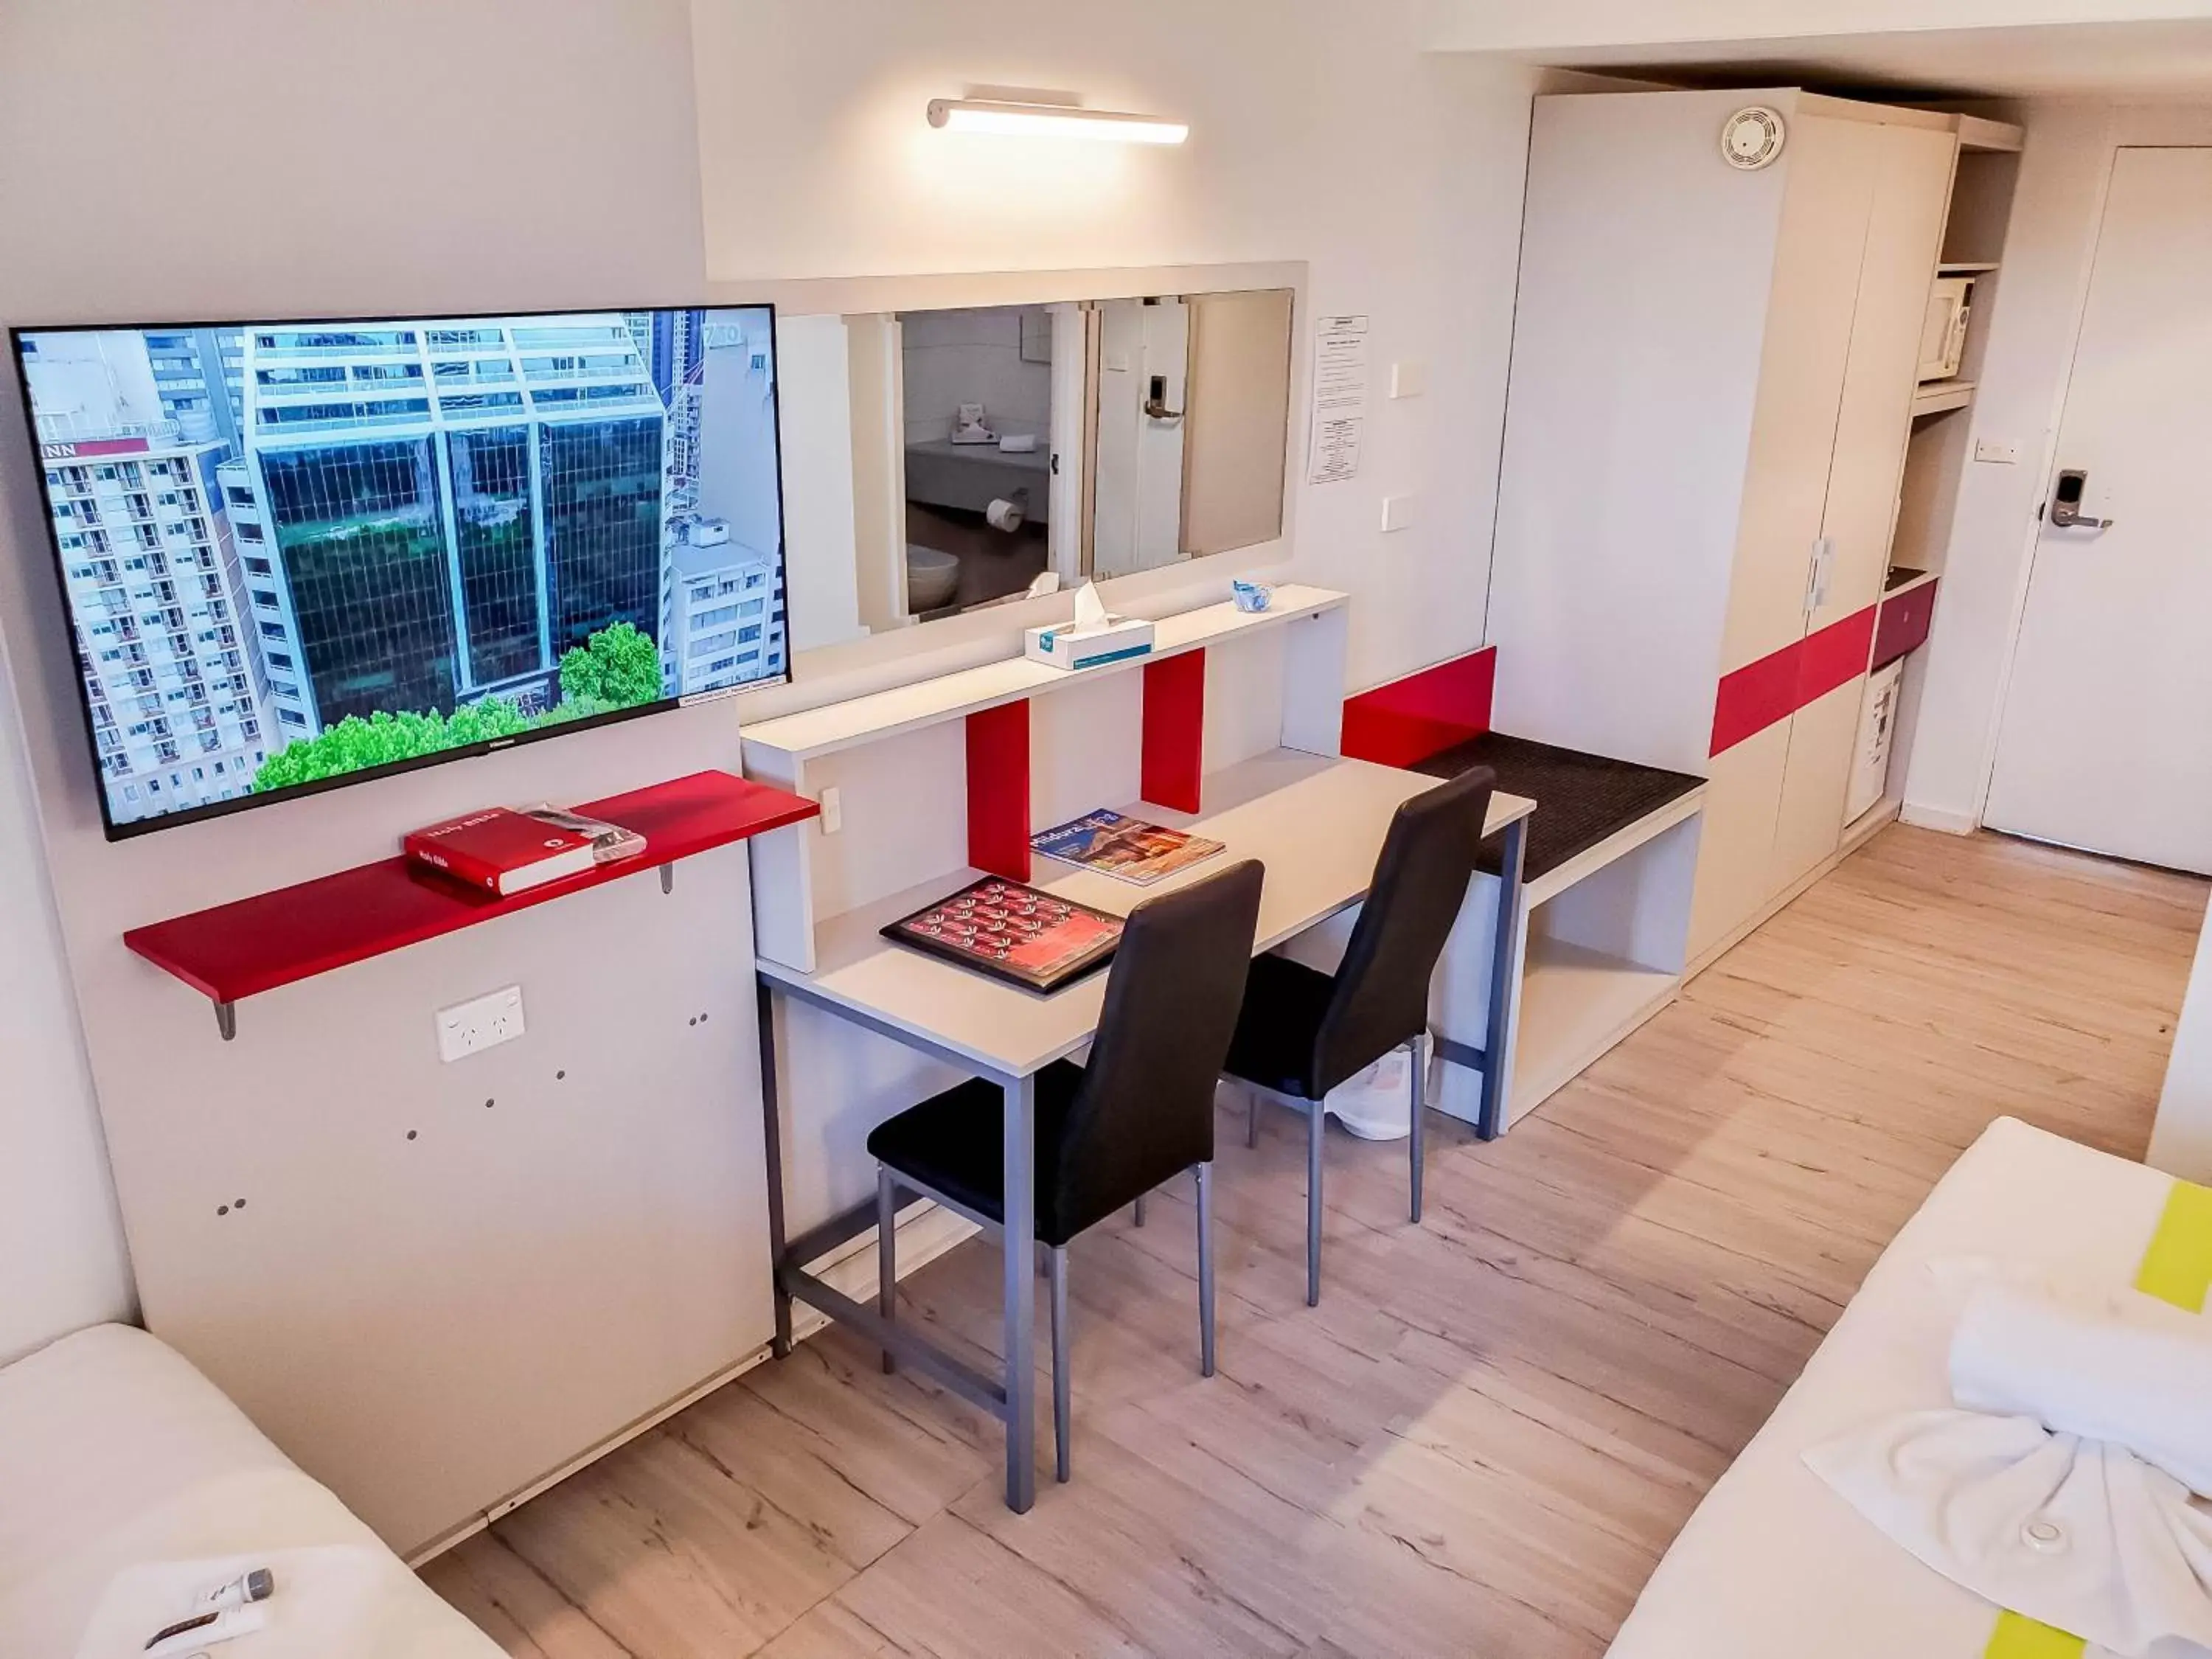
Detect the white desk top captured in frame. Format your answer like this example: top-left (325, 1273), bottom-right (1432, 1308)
top-left (759, 749), bottom-right (1537, 1078)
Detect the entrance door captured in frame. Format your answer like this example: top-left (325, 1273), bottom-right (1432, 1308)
top-left (1984, 147), bottom-right (2212, 874)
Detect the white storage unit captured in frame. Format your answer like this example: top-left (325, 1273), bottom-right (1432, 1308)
top-left (1847, 658), bottom-right (1905, 824)
top-left (1489, 88), bottom-right (1985, 965)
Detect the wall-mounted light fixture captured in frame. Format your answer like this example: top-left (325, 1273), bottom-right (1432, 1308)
top-left (925, 97), bottom-right (1188, 146)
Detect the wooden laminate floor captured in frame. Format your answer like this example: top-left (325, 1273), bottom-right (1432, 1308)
top-left (425, 827), bottom-right (2208, 1658)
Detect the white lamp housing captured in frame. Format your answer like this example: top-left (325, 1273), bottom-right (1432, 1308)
top-left (926, 97), bottom-right (1188, 146)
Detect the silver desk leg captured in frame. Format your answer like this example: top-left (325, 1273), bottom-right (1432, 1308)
top-left (755, 978), bottom-right (794, 1357)
top-left (1478, 815), bottom-right (1528, 1141)
top-left (1408, 1033), bottom-right (1427, 1222)
top-left (1000, 1068), bottom-right (1038, 1512)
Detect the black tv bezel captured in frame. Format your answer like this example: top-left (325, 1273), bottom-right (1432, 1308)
top-left (9, 300), bottom-right (793, 843)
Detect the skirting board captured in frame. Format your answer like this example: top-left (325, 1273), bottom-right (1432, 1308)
top-left (1901, 799), bottom-right (1979, 836)
top-left (402, 1198), bottom-right (976, 1567)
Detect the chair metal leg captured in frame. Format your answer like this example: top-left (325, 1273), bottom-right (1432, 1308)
top-left (1408, 1034), bottom-right (1427, 1225)
top-left (876, 1166), bottom-right (897, 1374)
top-left (1305, 1096), bottom-right (1325, 1307)
top-left (1048, 1245), bottom-right (1071, 1483)
top-left (1133, 1193), bottom-right (1147, 1228)
top-left (1246, 1088), bottom-right (1260, 1149)
top-left (1195, 1162), bottom-right (1217, 1377)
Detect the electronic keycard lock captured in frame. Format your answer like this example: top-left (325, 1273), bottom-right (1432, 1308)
top-left (2048, 468), bottom-right (2115, 530)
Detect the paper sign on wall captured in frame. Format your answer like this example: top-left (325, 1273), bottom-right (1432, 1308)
top-left (1307, 313), bottom-right (1368, 484)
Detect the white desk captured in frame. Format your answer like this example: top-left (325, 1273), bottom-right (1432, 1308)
top-left (756, 749), bottom-right (1536, 1512)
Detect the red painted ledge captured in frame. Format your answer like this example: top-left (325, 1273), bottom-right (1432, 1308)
top-left (125, 769), bottom-right (817, 1008)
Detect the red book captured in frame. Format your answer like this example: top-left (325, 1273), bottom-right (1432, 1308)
top-left (404, 807), bottom-right (599, 897)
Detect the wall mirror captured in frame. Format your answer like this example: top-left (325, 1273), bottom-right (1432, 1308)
top-left (824, 288), bottom-right (1294, 638)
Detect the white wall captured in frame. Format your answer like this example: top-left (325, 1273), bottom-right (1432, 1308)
top-left (0, 0), bottom-right (1543, 1374)
top-left (689, 0), bottom-right (1540, 695)
top-left (0, 630), bottom-right (132, 1365)
top-left (1901, 100), bottom-right (2212, 830)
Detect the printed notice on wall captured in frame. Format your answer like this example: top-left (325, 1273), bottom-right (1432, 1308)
top-left (1306, 314), bottom-right (1369, 484)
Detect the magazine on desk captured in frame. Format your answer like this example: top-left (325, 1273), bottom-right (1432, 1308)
top-left (881, 877), bottom-right (1124, 993)
top-left (1031, 809), bottom-right (1225, 886)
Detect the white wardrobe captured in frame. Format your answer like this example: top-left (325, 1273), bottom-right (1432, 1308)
top-left (1489, 88), bottom-right (1964, 963)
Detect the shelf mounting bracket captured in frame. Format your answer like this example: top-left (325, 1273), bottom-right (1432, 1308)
top-left (659, 863), bottom-right (674, 894)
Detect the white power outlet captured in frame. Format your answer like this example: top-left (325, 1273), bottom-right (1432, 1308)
top-left (437, 985), bottom-right (525, 1063)
top-left (819, 786), bottom-right (843, 835)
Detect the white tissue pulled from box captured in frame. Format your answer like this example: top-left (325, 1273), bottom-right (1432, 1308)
top-left (1023, 581), bottom-right (1155, 671)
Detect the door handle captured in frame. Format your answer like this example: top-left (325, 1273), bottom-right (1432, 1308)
top-left (2049, 467), bottom-right (2115, 529)
top-left (1805, 537), bottom-right (1835, 614)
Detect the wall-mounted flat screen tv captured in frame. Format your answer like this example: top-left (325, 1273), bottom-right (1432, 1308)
top-left (11, 305), bottom-right (788, 839)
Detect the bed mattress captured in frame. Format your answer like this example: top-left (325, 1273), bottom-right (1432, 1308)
top-left (0, 1323), bottom-right (497, 1658)
top-left (1606, 1116), bottom-right (2183, 1659)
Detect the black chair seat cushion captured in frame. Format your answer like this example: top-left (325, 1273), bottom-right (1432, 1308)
top-left (867, 1060), bottom-right (1093, 1245)
top-left (1221, 952), bottom-right (1338, 1101)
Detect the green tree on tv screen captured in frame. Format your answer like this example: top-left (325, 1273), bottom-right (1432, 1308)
top-left (250, 622), bottom-right (667, 793)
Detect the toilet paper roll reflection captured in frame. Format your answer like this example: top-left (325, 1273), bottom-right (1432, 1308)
top-left (985, 496), bottom-right (1026, 532)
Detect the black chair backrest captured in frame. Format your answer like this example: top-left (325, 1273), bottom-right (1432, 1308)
top-left (1049, 859), bottom-right (1266, 1241)
top-left (1312, 767), bottom-right (1495, 1096)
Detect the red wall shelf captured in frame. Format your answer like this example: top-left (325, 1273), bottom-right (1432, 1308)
top-left (124, 769), bottom-right (818, 1040)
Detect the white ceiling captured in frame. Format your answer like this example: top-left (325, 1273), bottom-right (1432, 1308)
top-left (1512, 18), bottom-right (2212, 100)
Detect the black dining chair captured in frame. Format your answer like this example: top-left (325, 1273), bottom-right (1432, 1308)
top-left (867, 858), bottom-right (1266, 1483)
top-left (1221, 766), bottom-right (1495, 1304)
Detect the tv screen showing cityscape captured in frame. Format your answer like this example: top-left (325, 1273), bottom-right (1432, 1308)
top-left (12, 305), bottom-right (789, 838)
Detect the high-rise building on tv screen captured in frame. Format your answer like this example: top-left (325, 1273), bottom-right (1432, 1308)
top-left (11, 306), bottom-right (788, 837)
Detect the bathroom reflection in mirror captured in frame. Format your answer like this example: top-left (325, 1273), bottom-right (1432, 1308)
top-left (841, 288), bottom-right (1294, 631)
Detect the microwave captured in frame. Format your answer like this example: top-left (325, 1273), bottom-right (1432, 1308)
top-left (1919, 273), bottom-right (1978, 383)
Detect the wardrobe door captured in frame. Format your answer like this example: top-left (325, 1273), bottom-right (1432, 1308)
top-left (1717, 114), bottom-right (1879, 682)
top-left (1688, 720), bottom-right (1793, 962)
top-left (1770, 673), bottom-right (1869, 890)
top-left (1809, 122), bottom-right (1958, 636)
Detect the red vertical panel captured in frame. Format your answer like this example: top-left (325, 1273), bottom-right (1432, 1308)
top-left (1871, 577), bottom-right (1938, 669)
top-left (1141, 650), bottom-right (1207, 813)
top-left (1339, 647), bottom-right (1497, 768)
top-left (965, 699), bottom-right (1031, 881)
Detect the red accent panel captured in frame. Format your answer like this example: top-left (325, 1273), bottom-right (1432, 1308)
top-left (1709, 640), bottom-right (1803, 758)
top-left (965, 699), bottom-right (1032, 881)
top-left (1340, 647), bottom-right (1497, 768)
top-left (1710, 605), bottom-right (1881, 757)
top-left (1872, 577), bottom-right (1938, 669)
top-left (1141, 649), bottom-right (1206, 813)
top-left (1797, 604), bottom-right (1878, 707)
top-left (123, 771), bottom-right (818, 1006)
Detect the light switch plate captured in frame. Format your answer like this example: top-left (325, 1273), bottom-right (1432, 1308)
top-left (1974, 438), bottom-right (2020, 465)
top-left (1380, 494), bottom-right (1419, 534)
top-left (437, 984), bottom-right (525, 1063)
top-left (1389, 360), bottom-right (1426, 399)
top-left (818, 786), bottom-right (843, 835)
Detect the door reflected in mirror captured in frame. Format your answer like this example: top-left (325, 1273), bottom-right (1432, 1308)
top-left (841, 288), bottom-right (1293, 633)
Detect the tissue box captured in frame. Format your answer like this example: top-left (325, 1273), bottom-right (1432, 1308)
top-left (1023, 614), bottom-right (1155, 672)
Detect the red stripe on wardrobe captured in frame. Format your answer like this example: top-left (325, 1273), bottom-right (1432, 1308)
top-left (1708, 604), bottom-right (1877, 759)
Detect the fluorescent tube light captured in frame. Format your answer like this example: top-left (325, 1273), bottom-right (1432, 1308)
top-left (926, 98), bottom-right (1188, 145)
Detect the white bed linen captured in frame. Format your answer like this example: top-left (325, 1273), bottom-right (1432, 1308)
top-left (0, 1324), bottom-right (498, 1658)
top-left (1604, 1116), bottom-right (2177, 1659)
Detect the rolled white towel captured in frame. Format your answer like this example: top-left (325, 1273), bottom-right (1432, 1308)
top-left (1951, 1279), bottom-right (2212, 1495)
